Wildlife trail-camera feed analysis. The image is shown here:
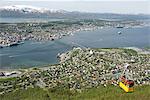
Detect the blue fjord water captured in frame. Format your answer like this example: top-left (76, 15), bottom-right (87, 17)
top-left (0, 27), bottom-right (149, 69)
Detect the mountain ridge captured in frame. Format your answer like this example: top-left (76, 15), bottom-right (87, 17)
top-left (0, 5), bottom-right (149, 20)
top-left (0, 5), bottom-right (68, 13)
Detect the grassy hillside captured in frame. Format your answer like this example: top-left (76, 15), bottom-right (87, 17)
top-left (0, 85), bottom-right (150, 100)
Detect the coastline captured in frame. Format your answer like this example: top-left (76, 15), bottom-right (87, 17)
top-left (0, 19), bottom-right (149, 48)
top-left (0, 47), bottom-right (149, 95)
top-left (123, 47), bottom-right (150, 54)
top-left (0, 47), bottom-right (150, 72)
top-left (0, 46), bottom-right (149, 71)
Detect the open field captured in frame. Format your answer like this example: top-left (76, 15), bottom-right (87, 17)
top-left (0, 85), bottom-right (150, 100)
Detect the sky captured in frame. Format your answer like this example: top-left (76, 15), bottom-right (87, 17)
top-left (0, 0), bottom-right (149, 14)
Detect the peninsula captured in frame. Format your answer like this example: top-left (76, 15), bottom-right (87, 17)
top-left (0, 48), bottom-right (149, 99)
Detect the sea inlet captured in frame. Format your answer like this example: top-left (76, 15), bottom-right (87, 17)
top-left (0, 27), bottom-right (149, 69)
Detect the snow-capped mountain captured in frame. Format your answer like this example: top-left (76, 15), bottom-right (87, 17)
top-left (0, 5), bottom-right (68, 13)
top-left (0, 5), bottom-right (71, 18)
top-left (0, 5), bottom-right (149, 20)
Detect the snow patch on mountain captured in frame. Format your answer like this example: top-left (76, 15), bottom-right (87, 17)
top-left (0, 5), bottom-right (68, 13)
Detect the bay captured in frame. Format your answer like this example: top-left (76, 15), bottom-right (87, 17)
top-left (0, 27), bottom-right (149, 69)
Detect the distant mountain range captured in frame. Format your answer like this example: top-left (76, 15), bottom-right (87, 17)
top-left (0, 5), bottom-right (149, 20)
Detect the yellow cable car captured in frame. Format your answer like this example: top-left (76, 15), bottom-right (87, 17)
top-left (119, 64), bottom-right (134, 92)
top-left (119, 77), bottom-right (134, 92)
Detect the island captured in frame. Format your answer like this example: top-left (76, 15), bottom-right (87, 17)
top-left (0, 19), bottom-right (147, 48)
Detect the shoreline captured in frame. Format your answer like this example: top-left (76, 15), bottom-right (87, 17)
top-left (0, 47), bottom-right (149, 95)
top-left (0, 19), bottom-right (149, 48)
top-left (0, 25), bottom-right (149, 49)
top-left (0, 46), bottom-right (149, 71)
top-left (123, 47), bottom-right (150, 54)
top-left (0, 26), bottom-right (99, 48)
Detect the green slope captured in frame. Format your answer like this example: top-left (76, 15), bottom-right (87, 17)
top-left (0, 85), bottom-right (150, 100)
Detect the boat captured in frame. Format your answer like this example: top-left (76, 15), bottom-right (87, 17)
top-left (118, 31), bottom-right (122, 35)
top-left (116, 26), bottom-right (124, 28)
top-left (9, 41), bottom-right (24, 47)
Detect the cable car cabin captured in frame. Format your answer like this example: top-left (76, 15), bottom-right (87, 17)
top-left (119, 76), bottom-right (134, 92)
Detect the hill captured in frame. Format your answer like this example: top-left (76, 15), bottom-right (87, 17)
top-left (0, 85), bottom-right (150, 100)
